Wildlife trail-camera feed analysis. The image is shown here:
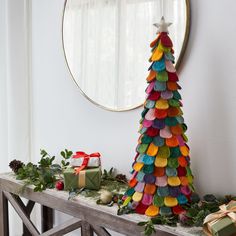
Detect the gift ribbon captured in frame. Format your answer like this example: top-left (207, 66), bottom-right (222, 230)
top-left (73, 151), bottom-right (100, 175)
top-left (78, 170), bottom-right (86, 188)
top-left (203, 200), bottom-right (236, 236)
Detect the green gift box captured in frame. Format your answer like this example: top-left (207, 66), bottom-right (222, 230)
top-left (63, 167), bottom-right (101, 191)
top-left (204, 201), bottom-right (236, 236)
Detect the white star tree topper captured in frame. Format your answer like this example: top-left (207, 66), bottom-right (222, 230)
top-left (153, 16), bottom-right (172, 33)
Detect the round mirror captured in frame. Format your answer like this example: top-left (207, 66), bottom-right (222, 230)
top-left (62, 0), bottom-right (190, 111)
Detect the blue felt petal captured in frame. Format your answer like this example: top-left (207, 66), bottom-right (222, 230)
top-left (152, 57), bottom-right (166, 72)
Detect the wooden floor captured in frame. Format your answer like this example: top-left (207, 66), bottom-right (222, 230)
top-left (0, 173), bottom-right (204, 236)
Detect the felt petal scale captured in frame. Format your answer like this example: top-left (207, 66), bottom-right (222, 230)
top-left (153, 119), bottom-right (165, 129)
top-left (142, 193), bottom-right (153, 205)
top-left (165, 52), bottom-right (175, 62)
top-left (142, 155), bottom-right (155, 165)
top-left (156, 71), bottom-right (168, 82)
top-left (160, 126), bottom-right (172, 138)
top-left (155, 157), bottom-right (167, 167)
top-left (156, 175), bottom-right (167, 187)
top-left (145, 108), bottom-right (156, 121)
top-left (168, 176), bottom-right (181, 186)
top-left (157, 186), bottom-right (169, 197)
top-left (142, 119), bottom-right (153, 128)
top-left (153, 195), bottom-right (164, 207)
top-left (153, 136), bottom-right (165, 147)
top-left (147, 143), bottom-right (159, 156)
top-left (132, 192), bottom-right (143, 202)
top-left (165, 60), bottom-right (176, 73)
top-left (160, 33), bottom-right (173, 47)
top-left (145, 100), bottom-right (155, 109)
top-left (144, 184), bottom-right (156, 194)
top-left (145, 205), bottom-right (159, 217)
top-left (135, 182), bottom-right (145, 192)
top-left (160, 207), bottom-right (172, 216)
top-left (155, 99), bottom-right (169, 109)
top-left (157, 146), bottom-right (170, 158)
top-left (161, 90), bottom-right (173, 99)
top-left (164, 197), bottom-right (178, 207)
top-left (152, 57), bottom-right (166, 72)
top-left (155, 109), bottom-right (168, 119)
top-left (146, 70), bottom-right (157, 82)
top-left (148, 91), bottom-right (161, 101)
top-left (167, 72), bottom-right (179, 82)
top-left (151, 48), bottom-right (163, 61)
top-left (154, 81), bottom-right (166, 91)
top-left (153, 167), bottom-right (165, 177)
top-left (146, 80), bottom-right (155, 93)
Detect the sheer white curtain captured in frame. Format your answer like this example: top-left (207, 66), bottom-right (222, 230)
top-left (64, 0), bottom-right (186, 110)
top-left (0, 0), bottom-right (31, 234)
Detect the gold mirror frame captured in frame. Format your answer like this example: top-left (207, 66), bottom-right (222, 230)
top-left (62, 0), bottom-right (191, 112)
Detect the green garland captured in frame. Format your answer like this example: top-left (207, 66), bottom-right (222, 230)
top-left (9, 150), bottom-right (236, 236)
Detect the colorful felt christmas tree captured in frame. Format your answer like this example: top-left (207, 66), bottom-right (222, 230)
top-left (123, 17), bottom-right (194, 217)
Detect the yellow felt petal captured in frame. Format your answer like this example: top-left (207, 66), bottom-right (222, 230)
top-left (133, 162), bottom-right (144, 171)
top-left (168, 176), bottom-right (181, 186)
top-left (151, 48), bottom-right (163, 61)
top-left (122, 196), bottom-right (131, 206)
top-left (158, 43), bottom-right (171, 53)
top-left (147, 143), bottom-right (159, 156)
top-left (155, 157), bottom-right (167, 167)
top-left (164, 197), bottom-right (178, 207)
top-left (132, 191), bottom-right (143, 202)
top-left (180, 146), bottom-right (189, 156)
top-left (145, 205), bottom-right (159, 217)
top-left (155, 99), bottom-right (169, 109)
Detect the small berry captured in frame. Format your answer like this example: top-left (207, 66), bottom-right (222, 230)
top-left (55, 181), bottom-right (64, 190)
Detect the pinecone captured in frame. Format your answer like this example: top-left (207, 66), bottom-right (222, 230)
top-left (9, 159), bottom-right (24, 174)
top-left (115, 174), bottom-right (127, 183)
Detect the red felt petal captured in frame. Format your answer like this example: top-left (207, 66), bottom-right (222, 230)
top-left (150, 34), bottom-right (161, 48)
top-left (148, 91), bottom-right (161, 101)
top-left (160, 33), bottom-right (173, 48)
top-left (146, 127), bottom-right (159, 137)
top-left (135, 202), bottom-right (149, 214)
top-left (177, 166), bottom-right (187, 176)
top-left (172, 205), bottom-right (185, 215)
top-left (168, 72), bottom-right (179, 82)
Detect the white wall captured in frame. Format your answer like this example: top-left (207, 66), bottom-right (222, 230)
top-left (31, 0), bottom-right (236, 197)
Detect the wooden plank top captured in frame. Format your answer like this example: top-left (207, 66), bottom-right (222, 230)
top-left (0, 173), bottom-right (204, 236)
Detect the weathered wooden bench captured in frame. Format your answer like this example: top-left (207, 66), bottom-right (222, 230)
top-left (0, 173), bottom-right (204, 236)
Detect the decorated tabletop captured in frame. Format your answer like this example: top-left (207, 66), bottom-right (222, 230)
top-left (0, 172), bottom-right (203, 236)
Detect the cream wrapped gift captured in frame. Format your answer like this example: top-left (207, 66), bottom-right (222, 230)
top-left (70, 151), bottom-right (101, 170)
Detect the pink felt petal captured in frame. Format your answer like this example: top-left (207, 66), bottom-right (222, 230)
top-left (155, 175), bottom-right (168, 187)
top-left (142, 119), bottom-right (153, 128)
top-left (135, 182), bottom-right (145, 192)
top-left (165, 60), bottom-right (176, 73)
top-left (146, 81), bottom-right (155, 94)
top-left (161, 90), bottom-right (173, 99)
top-left (142, 193), bottom-right (153, 205)
top-left (160, 126), bottom-right (172, 138)
top-left (145, 109), bottom-right (156, 121)
top-left (177, 135), bottom-right (185, 146)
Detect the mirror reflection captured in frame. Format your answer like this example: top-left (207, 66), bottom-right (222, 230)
top-left (63, 0), bottom-right (189, 111)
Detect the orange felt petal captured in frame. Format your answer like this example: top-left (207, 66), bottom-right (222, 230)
top-left (166, 136), bottom-right (179, 147)
top-left (167, 81), bottom-right (178, 91)
top-left (180, 145), bottom-right (189, 156)
top-left (180, 176), bottom-right (189, 186)
top-left (155, 109), bottom-right (168, 119)
top-left (151, 48), bottom-right (163, 61)
top-left (129, 178), bottom-right (138, 188)
top-left (170, 125), bottom-right (183, 135)
top-left (153, 167), bottom-right (165, 177)
top-left (178, 156), bottom-right (188, 167)
top-left (145, 205), bottom-right (159, 217)
top-left (168, 107), bottom-right (180, 117)
top-left (144, 184), bottom-right (156, 194)
top-left (146, 70), bottom-right (157, 82)
top-left (150, 35), bottom-right (160, 48)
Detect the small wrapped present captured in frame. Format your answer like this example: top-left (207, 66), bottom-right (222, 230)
top-left (70, 151), bottom-right (101, 172)
top-left (203, 201), bottom-right (236, 236)
top-left (64, 167), bottom-right (101, 191)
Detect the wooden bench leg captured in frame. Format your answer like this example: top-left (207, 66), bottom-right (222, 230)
top-left (41, 205), bottom-right (53, 233)
top-left (81, 221), bottom-right (93, 236)
top-left (0, 190), bottom-right (9, 236)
